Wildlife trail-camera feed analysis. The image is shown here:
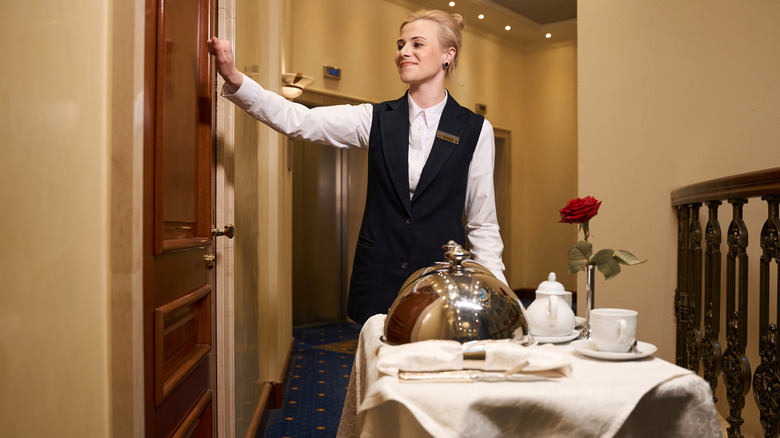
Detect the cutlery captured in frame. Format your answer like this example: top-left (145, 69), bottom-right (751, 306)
top-left (398, 369), bottom-right (556, 383)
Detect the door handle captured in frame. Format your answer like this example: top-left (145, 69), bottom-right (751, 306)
top-left (211, 224), bottom-right (235, 239)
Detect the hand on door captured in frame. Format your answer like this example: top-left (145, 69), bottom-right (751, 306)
top-left (207, 37), bottom-right (244, 94)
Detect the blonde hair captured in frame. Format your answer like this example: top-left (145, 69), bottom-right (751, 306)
top-left (401, 9), bottom-right (464, 76)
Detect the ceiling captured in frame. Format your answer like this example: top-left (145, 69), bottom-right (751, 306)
top-left (392, 0), bottom-right (577, 50)
top-left (491, 0), bottom-right (576, 25)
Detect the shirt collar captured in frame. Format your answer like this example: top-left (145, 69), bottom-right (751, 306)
top-left (408, 90), bottom-right (448, 129)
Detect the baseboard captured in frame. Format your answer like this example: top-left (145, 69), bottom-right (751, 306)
top-left (272, 337), bottom-right (296, 408)
top-left (246, 383), bottom-right (273, 438)
top-left (247, 337), bottom-right (296, 438)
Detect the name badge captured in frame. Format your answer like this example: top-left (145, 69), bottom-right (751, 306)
top-left (436, 130), bottom-right (460, 145)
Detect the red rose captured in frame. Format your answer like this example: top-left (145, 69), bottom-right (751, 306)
top-left (559, 196), bottom-right (602, 224)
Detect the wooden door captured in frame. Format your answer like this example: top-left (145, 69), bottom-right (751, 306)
top-left (143, 0), bottom-right (217, 436)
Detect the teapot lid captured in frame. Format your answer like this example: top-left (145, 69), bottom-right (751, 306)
top-left (536, 272), bottom-right (566, 294)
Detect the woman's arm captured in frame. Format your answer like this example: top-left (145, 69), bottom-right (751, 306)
top-left (464, 119), bottom-right (508, 286)
top-left (207, 37), bottom-right (243, 94)
top-left (207, 37), bottom-right (372, 148)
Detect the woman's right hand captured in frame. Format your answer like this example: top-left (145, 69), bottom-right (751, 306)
top-left (207, 37), bottom-right (243, 93)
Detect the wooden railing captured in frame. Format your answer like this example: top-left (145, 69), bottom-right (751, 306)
top-left (672, 167), bottom-right (780, 438)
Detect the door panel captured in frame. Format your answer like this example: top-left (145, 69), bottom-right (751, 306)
top-left (144, 0), bottom-right (216, 436)
top-left (155, 0), bottom-right (215, 253)
top-left (154, 285), bottom-right (212, 405)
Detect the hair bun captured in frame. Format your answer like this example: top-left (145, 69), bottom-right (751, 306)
top-left (452, 13), bottom-right (465, 30)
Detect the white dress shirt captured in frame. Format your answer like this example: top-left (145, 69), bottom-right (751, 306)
top-left (224, 74), bottom-right (507, 285)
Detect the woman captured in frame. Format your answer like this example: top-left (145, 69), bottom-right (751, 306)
top-left (208, 9), bottom-right (507, 324)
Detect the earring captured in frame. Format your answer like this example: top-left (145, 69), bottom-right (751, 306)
top-left (444, 62), bottom-right (450, 68)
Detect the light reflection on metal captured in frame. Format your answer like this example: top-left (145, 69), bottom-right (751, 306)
top-left (384, 241), bottom-right (532, 345)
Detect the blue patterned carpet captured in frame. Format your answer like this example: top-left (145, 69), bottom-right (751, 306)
top-left (261, 321), bottom-right (361, 437)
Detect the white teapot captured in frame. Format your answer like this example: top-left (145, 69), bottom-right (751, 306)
top-left (526, 272), bottom-right (576, 337)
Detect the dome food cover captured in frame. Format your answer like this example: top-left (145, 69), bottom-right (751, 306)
top-left (384, 242), bottom-right (532, 346)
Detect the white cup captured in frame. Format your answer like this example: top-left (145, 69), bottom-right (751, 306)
top-left (590, 308), bottom-right (637, 353)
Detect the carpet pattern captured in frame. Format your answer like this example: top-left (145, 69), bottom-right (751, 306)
top-left (262, 321), bottom-right (361, 437)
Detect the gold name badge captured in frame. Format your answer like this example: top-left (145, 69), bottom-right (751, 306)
top-left (436, 130), bottom-right (460, 145)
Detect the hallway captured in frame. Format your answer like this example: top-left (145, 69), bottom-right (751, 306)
top-left (261, 322), bottom-right (361, 437)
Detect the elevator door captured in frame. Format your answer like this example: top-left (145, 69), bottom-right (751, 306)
top-left (292, 139), bottom-right (347, 325)
top-left (493, 130), bottom-right (512, 283)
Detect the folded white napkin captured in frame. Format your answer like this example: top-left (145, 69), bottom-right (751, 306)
top-left (481, 341), bottom-right (572, 377)
top-left (377, 340), bottom-right (463, 376)
top-left (376, 338), bottom-right (572, 378)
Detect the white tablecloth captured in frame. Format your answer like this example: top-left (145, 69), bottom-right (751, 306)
top-left (337, 315), bottom-right (721, 438)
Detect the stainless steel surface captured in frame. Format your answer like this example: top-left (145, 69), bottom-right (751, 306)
top-left (462, 342), bottom-right (487, 360)
top-left (211, 224), bottom-right (235, 238)
top-left (292, 139), bottom-right (346, 324)
top-left (384, 242), bottom-right (532, 345)
top-left (399, 241), bottom-right (493, 292)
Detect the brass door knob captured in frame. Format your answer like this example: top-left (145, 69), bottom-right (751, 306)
top-left (211, 224), bottom-right (235, 239)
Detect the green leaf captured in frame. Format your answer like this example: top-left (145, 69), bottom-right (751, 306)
top-left (590, 249), bottom-right (615, 265)
top-left (568, 240), bottom-right (593, 261)
top-left (568, 259), bottom-right (588, 274)
top-left (597, 259), bottom-right (621, 280)
top-left (613, 250), bottom-right (647, 266)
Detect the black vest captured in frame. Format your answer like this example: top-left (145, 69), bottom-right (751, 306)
top-left (347, 93), bottom-right (485, 324)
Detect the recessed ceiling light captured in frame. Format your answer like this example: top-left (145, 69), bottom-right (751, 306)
top-left (545, 33), bottom-right (552, 38)
top-left (449, 1), bottom-right (455, 6)
top-left (478, 14), bottom-right (485, 19)
top-left (504, 25), bottom-right (511, 31)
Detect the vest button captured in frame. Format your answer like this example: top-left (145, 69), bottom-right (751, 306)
top-left (406, 218), bottom-right (413, 225)
top-left (401, 261), bottom-right (409, 269)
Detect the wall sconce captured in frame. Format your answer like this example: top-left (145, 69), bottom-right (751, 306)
top-left (281, 72), bottom-right (314, 99)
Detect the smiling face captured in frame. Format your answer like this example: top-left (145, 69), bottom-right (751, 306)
top-left (395, 19), bottom-right (454, 87)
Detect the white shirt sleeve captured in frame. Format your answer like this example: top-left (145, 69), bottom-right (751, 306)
top-left (464, 118), bottom-right (508, 286)
top-left (223, 75), bottom-right (507, 284)
top-left (223, 73), bottom-right (373, 149)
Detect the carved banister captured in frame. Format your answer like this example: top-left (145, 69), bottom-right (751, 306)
top-left (671, 167), bottom-right (780, 206)
top-left (702, 201), bottom-right (722, 403)
top-left (723, 199), bottom-right (750, 438)
top-left (673, 168), bottom-right (780, 438)
top-left (685, 204), bottom-right (703, 373)
top-left (675, 205), bottom-right (687, 366)
top-left (752, 195), bottom-right (780, 436)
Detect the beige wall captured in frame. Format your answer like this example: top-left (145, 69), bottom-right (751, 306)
top-left (578, 1), bottom-right (780, 434)
top-left (289, 0), bottom-right (578, 291)
top-left (519, 43), bottom-right (579, 291)
top-left (230, 0), bottom-right (294, 435)
top-left (1, 0), bottom-right (114, 436)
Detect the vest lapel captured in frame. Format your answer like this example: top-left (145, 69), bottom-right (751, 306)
top-left (379, 96), bottom-right (413, 216)
top-left (412, 95), bottom-right (468, 203)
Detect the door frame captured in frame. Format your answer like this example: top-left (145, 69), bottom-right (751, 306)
top-left (214, 1), bottom-right (237, 436)
top-left (108, 0), bottom-right (150, 436)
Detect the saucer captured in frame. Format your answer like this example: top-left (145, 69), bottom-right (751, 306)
top-left (533, 330), bottom-right (581, 344)
top-left (570, 339), bottom-right (657, 360)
